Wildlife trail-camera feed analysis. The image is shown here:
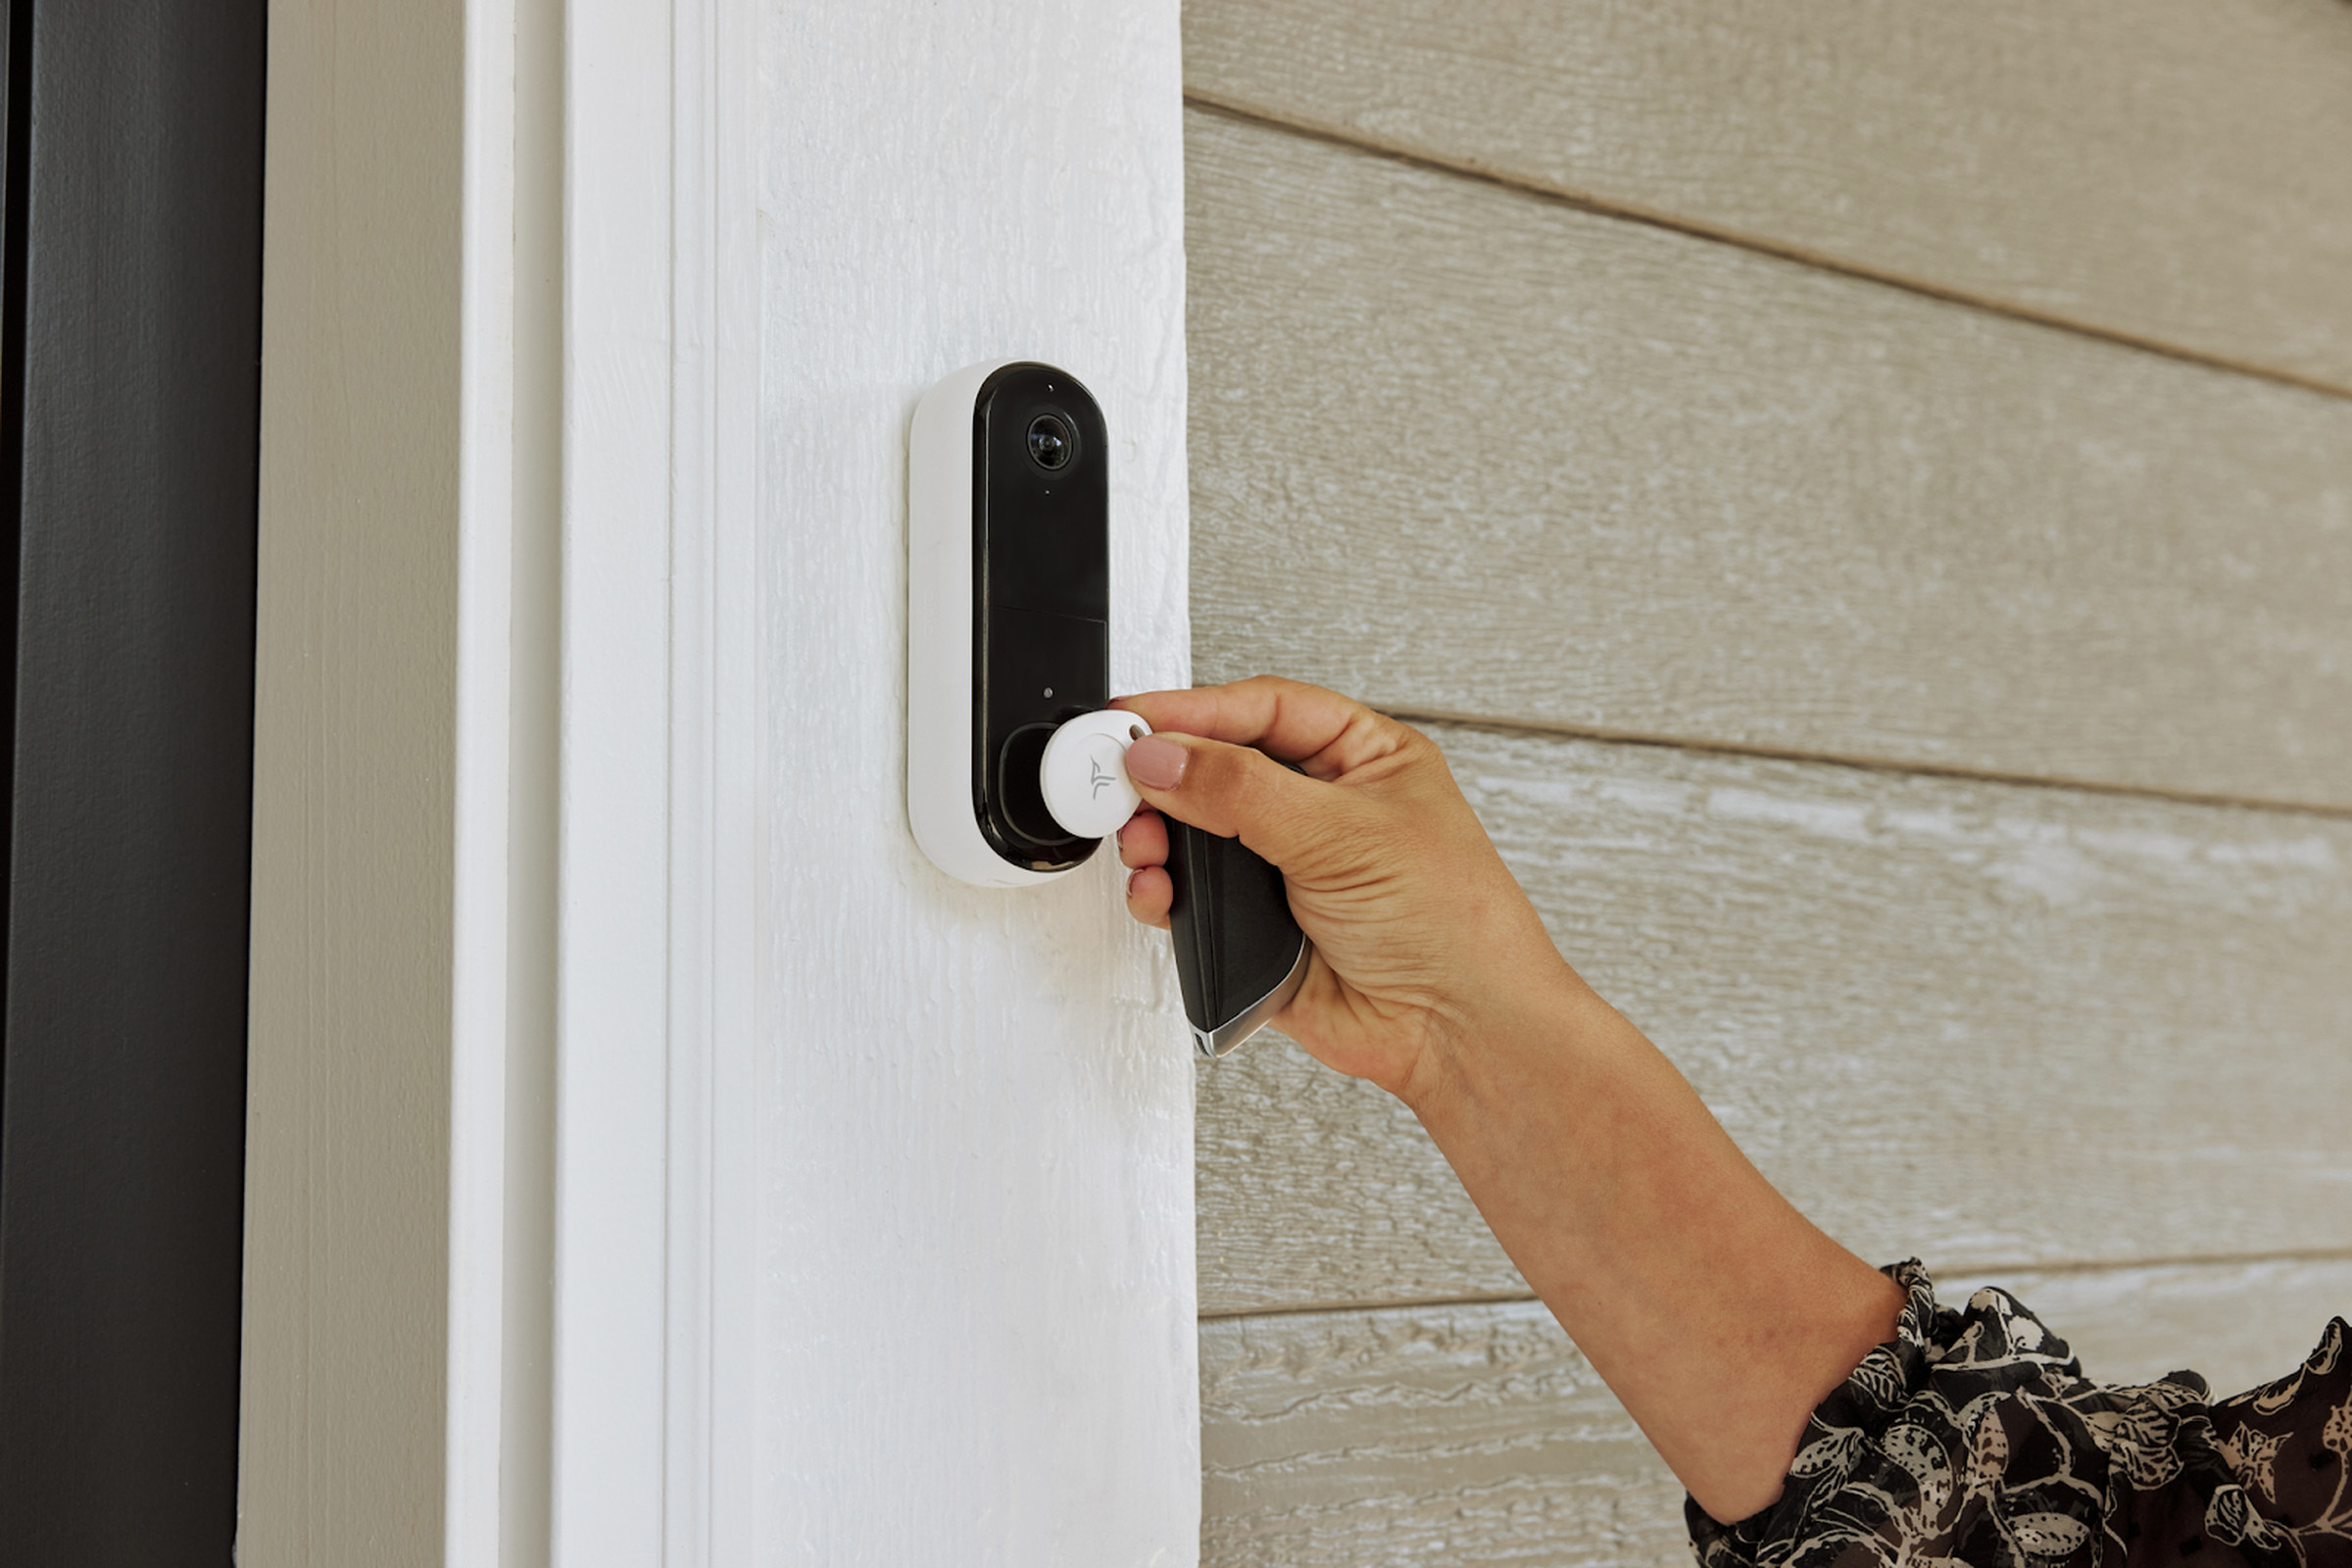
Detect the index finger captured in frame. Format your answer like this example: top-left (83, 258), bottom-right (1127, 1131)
top-left (1111, 675), bottom-right (1407, 780)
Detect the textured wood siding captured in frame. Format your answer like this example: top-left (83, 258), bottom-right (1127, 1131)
top-left (1201, 724), bottom-right (2352, 1317)
top-left (1184, 1), bottom-right (2352, 1558)
top-left (1183, 0), bottom-right (2352, 391)
top-left (1187, 114), bottom-right (2352, 809)
top-left (1203, 1263), bottom-right (2352, 1568)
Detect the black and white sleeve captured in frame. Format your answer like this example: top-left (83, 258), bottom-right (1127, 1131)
top-left (1688, 1261), bottom-right (2352, 1568)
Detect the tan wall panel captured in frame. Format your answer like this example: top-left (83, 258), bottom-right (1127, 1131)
top-left (242, 0), bottom-right (463, 1559)
top-left (1187, 111), bottom-right (2352, 809)
top-left (1201, 1260), bottom-right (2352, 1567)
top-left (1183, 0), bottom-right (2352, 388)
top-left (1202, 1299), bottom-right (1671, 1568)
top-left (1199, 722), bottom-right (2352, 1316)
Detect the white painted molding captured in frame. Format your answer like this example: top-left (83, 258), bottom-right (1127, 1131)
top-left (447, 0), bottom-right (523, 1554)
top-left (554, 0), bottom-right (1195, 1558)
top-left (660, 0), bottom-right (762, 1559)
top-left (252, 0), bottom-right (1189, 1560)
top-left (551, 0), bottom-right (760, 1561)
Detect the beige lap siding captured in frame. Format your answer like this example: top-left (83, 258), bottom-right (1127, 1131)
top-left (1187, 111), bottom-right (2352, 811)
top-left (1201, 1263), bottom-right (2352, 1568)
top-left (1201, 724), bottom-right (2352, 1317)
top-left (1184, 0), bottom-right (2352, 390)
top-left (1183, 5), bottom-right (2352, 1559)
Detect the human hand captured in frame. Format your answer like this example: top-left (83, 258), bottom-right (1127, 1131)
top-left (1111, 676), bottom-right (1584, 1102)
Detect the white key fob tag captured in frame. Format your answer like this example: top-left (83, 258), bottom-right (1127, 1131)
top-left (1038, 710), bottom-right (1150, 840)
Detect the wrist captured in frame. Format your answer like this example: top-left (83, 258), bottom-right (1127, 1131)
top-left (1395, 949), bottom-right (1602, 1121)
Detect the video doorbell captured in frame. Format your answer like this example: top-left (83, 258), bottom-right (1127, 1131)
top-left (906, 359), bottom-right (1309, 1054)
top-left (907, 359), bottom-right (1110, 887)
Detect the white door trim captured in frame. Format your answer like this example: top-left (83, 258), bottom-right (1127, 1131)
top-left (550, 0), bottom-right (760, 1559)
top-left (447, 0), bottom-right (524, 1555)
top-left (250, 2), bottom-right (1190, 1561)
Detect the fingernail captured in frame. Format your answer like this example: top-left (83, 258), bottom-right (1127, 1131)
top-left (1124, 734), bottom-right (1186, 791)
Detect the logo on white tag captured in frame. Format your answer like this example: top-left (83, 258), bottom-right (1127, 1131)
top-left (1038, 710), bottom-right (1152, 840)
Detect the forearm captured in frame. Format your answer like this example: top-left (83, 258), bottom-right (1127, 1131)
top-left (1402, 967), bottom-right (1905, 1524)
top-left (1109, 679), bottom-right (1904, 1522)
top-left (1112, 678), bottom-right (2270, 1554)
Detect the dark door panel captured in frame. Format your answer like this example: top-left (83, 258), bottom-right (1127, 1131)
top-left (0, 1), bottom-right (264, 1558)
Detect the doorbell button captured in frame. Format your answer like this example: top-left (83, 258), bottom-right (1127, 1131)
top-left (1039, 710), bottom-right (1152, 840)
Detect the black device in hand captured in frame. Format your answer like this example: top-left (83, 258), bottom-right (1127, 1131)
top-left (1166, 821), bottom-right (1310, 1057)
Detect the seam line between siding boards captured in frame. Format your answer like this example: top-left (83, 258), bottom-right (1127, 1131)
top-left (1196, 1248), bottom-right (2352, 1322)
top-left (1182, 92), bottom-right (2352, 408)
top-left (1378, 707), bottom-right (2352, 825)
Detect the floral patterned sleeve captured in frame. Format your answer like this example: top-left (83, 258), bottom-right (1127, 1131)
top-left (1688, 1261), bottom-right (2352, 1568)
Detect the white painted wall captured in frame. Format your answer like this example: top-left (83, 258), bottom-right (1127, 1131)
top-left (251, 0), bottom-right (1194, 1561)
top-left (754, 4), bottom-right (1199, 1562)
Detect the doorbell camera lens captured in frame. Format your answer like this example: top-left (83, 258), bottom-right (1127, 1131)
top-left (1026, 413), bottom-right (1075, 471)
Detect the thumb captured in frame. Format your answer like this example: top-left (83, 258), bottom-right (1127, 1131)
top-left (1123, 731), bottom-right (1344, 872)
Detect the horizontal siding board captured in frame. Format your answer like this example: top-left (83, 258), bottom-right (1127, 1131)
top-left (1197, 723), bottom-right (2352, 1317)
top-left (1185, 111), bottom-right (2352, 809)
top-left (1201, 1260), bottom-right (2352, 1567)
top-left (1201, 1299), bottom-right (1675, 1568)
top-left (1182, 0), bottom-right (2352, 388)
